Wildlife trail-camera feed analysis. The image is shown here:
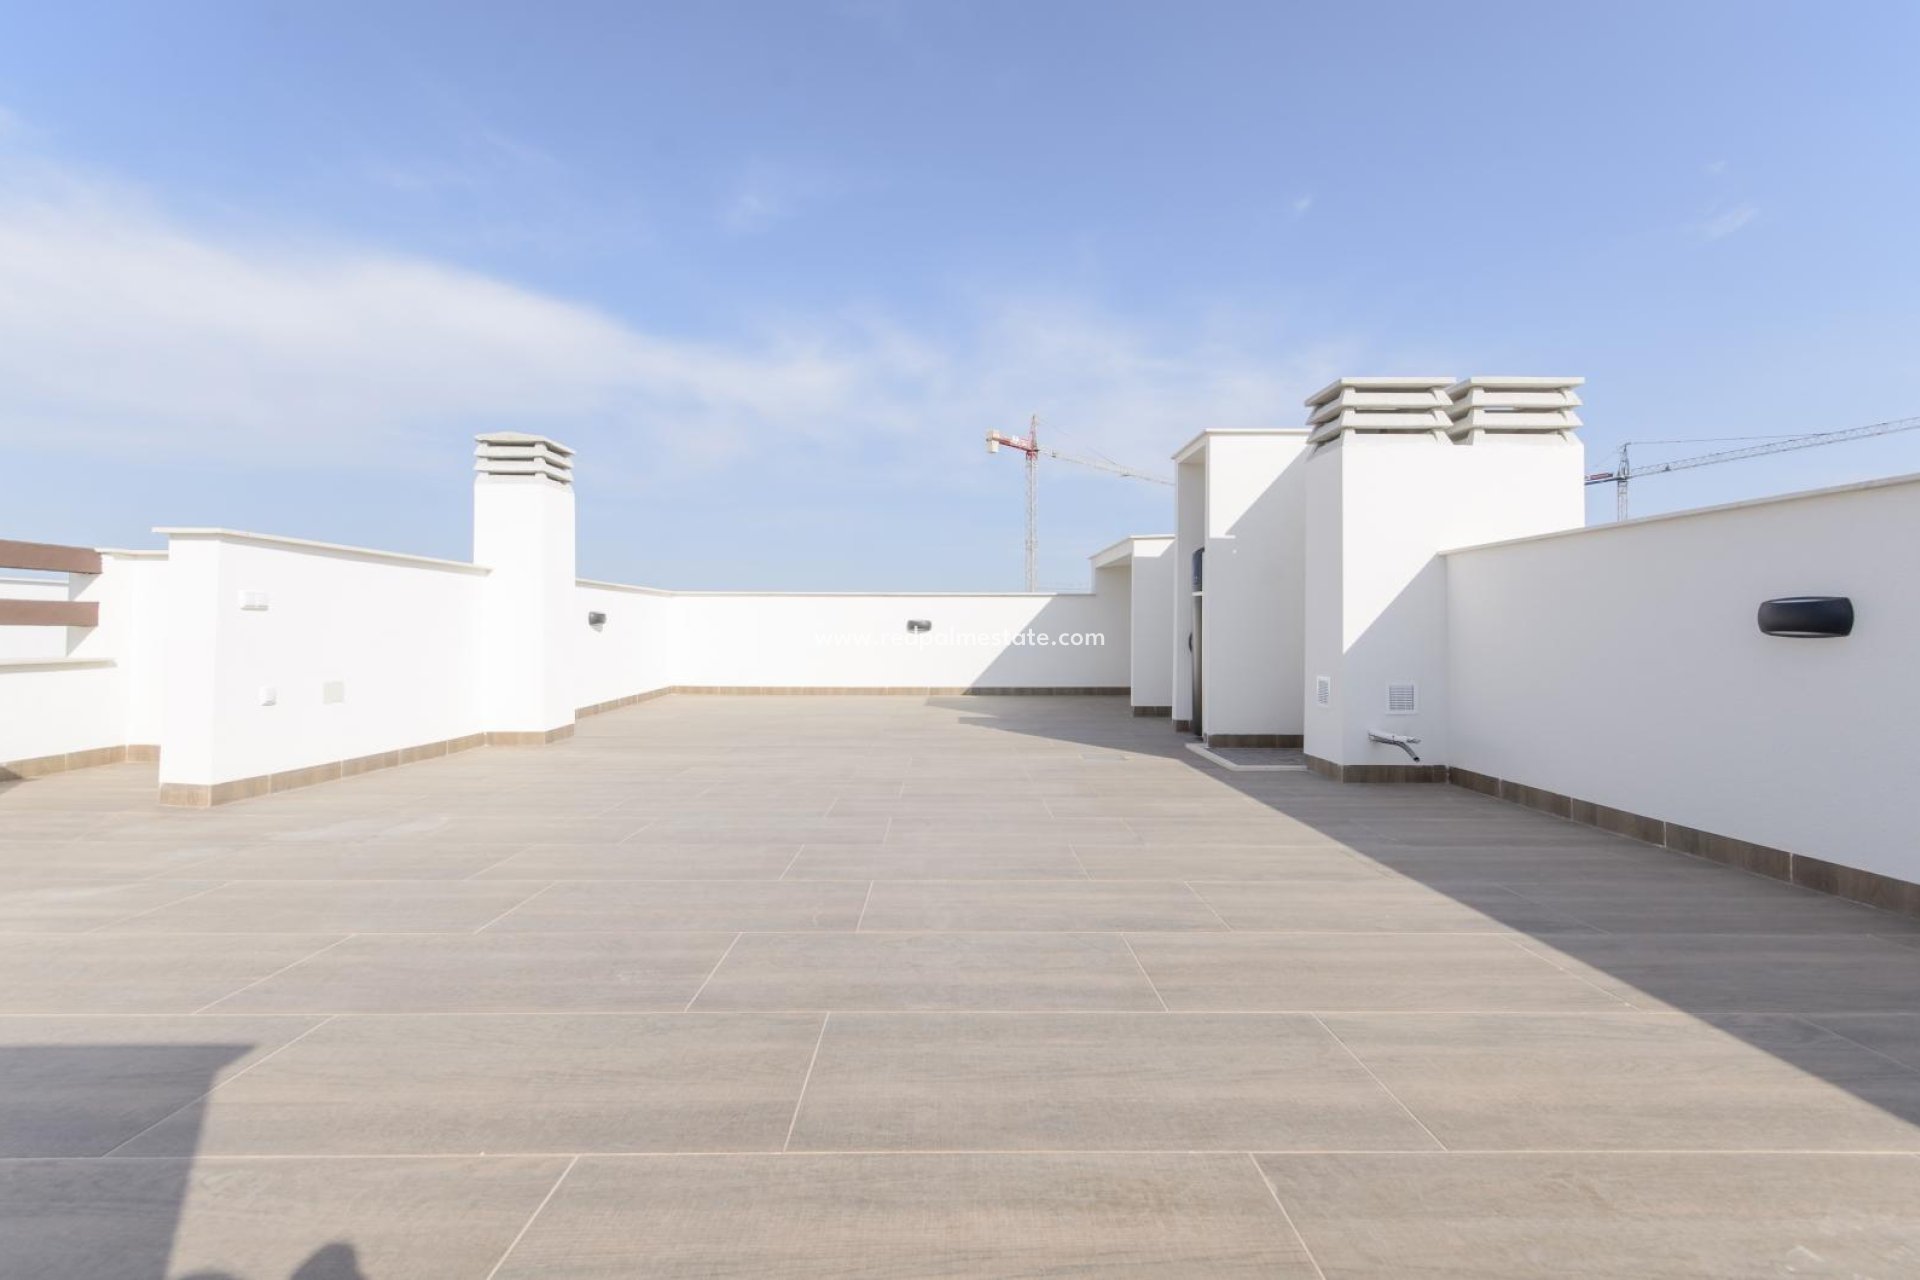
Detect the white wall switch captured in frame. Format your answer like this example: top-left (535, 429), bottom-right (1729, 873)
top-left (257, 686), bottom-right (277, 707)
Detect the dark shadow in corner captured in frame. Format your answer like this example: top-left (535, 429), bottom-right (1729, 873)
top-left (937, 694), bottom-right (1920, 1135)
top-left (0, 1041), bottom-right (366, 1280)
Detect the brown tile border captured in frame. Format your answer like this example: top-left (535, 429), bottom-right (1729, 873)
top-left (577, 687), bottom-right (672, 718)
top-left (1172, 719), bottom-right (1193, 732)
top-left (665, 685), bottom-right (1130, 696)
top-left (157, 727), bottom-right (563, 807)
top-left (1206, 733), bottom-right (1304, 748)
top-left (1131, 705), bottom-right (1172, 718)
top-left (1306, 754), bottom-right (1448, 784)
top-left (1447, 765), bottom-right (1920, 921)
top-left (0, 743), bottom-right (157, 783)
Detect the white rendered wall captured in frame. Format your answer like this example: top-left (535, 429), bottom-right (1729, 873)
top-left (473, 477), bottom-right (576, 735)
top-left (157, 532), bottom-right (487, 788)
top-left (1448, 474), bottom-right (1920, 885)
top-left (0, 661), bottom-right (123, 764)
top-left (669, 589), bottom-right (1129, 689)
top-left (1172, 458), bottom-right (1204, 724)
top-left (1305, 431), bottom-right (1584, 767)
top-left (576, 581), bottom-right (680, 709)
top-left (1127, 538), bottom-right (1175, 709)
top-left (1201, 433), bottom-right (1308, 738)
top-left (0, 579), bottom-right (70, 660)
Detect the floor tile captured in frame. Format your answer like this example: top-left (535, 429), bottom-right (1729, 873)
top-left (1519, 935), bottom-right (1920, 1013)
top-left (0, 880), bottom-right (222, 932)
top-left (120, 1013), bottom-right (825, 1155)
top-left (488, 881), bottom-right (867, 931)
top-left (788, 1012), bottom-right (1439, 1152)
top-left (0, 934), bottom-right (345, 1013)
top-left (1320, 1012), bottom-right (1920, 1150)
top-left (1074, 844), bottom-right (1387, 882)
top-left (98, 881), bottom-right (551, 934)
top-left (0, 1156), bottom-right (567, 1280)
top-left (1810, 1013), bottom-right (1920, 1071)
top-left (858, 881), bottom-right (1226, 932)
top-left (1256, 1152), bottom-right (1920, 1279)
top-left (1128, 933), bottom-right (1628, 1012)
top-left (160, 844), bottom-right (526, 880)
top-left (0, 1016), bottom-right (318, 1155)
top-left (784, 843), bottom-right (1086, 880)
top-left (1186, 880), bottom-right (1592, 933)
top-left (691, 932), bottom-right (1161, 1010)
top-left (499, 1153), bottom-right (1316, 1278)
top-left (208, 931), bottom-right (738, 1013)
top-left (474, 842), bottom-right (799, 880)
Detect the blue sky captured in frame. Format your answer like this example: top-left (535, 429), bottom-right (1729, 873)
top-left (1, 0), bottom-right (1916, 589)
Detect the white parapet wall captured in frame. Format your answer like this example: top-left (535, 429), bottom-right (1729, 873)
top-left (575, 580), bottom-right (680, 711)
top-left (155, 530), bottom-right (489, 801)
top-left (1171, 430), bottom-right (1310, 742)
top-left (666, 584), bottom-right (1129, 691)
top-left (1446, 471), bottom-right (1920, 889)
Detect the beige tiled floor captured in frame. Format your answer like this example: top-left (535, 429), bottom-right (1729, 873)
top-left (2, 694), bottom-right (1918, 1277)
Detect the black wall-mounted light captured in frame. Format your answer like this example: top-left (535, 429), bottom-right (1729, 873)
top-left (587, 611), bottom-right (608, 629)
top-left (1757, 596), bottom-right (1852, 638)
top-left (906, 619), bottom-right (932, 633)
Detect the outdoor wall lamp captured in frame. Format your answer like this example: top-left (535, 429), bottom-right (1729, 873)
top-left (1757, 596), bottom-right (1852, 638)
top-left (587, 611), bottom-right (607, 629)
top-left (906, 619), bottom-right (932, 633)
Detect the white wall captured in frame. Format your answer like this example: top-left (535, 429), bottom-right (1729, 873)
top-left (1173, 456), bottom-right (1204, 725)
top-left (670, 589), bottom-right (1129, 689)
top-left (1126, 538), bottom-right (1175, 709)
top-left (0, 661), bottom-right (123, 764)
top-left (1202, 433), bottom-right (1309, 738)
top-left (1448, 473), bottom-right (1920, 885)
top-left (1306, 431), bottom-right (1584, 766)
top-left (576, 581), bottom-right (679, 709)
top-left (0, 578), bottom-right (70, 661)
top-left (157, 532), bottom-right (487, 787)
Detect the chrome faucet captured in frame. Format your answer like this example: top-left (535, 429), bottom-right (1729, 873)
top-left (1367, 730), bottom-right (1422, 762)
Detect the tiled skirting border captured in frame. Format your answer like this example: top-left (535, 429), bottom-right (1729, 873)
top-left (0, 743), bottom-right (159, 783)
top-left (1449, 766), bottom-right (1920, 920)
top-left (667, 685), bottom-right (1129, 696)
top-left (1131, 706), bottom-right (1172, 718)
top-left (157, 726), bottom-right (575, 808)
top-left (1306, 754), bottom-right (1450, 784)
top-left (576, 687), bottom-right (673, 717)
top-left (1209, 733), bottom-right (1304, 749)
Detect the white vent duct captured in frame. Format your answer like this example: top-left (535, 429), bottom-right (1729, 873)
top-left (1304, 377), bottom-right (1455, 445)
top-left (474, 432), bottom-right (576, 486)
top-left (1444, 376), bottom-right (1583, 441)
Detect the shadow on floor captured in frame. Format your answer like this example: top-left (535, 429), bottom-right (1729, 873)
top-left (939, 695), bottom-right (1920, 1133)
top-left (0, 1041), bottom-right (363, 1279)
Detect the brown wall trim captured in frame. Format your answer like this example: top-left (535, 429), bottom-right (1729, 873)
top-left (1448, 766), bottom-right (1920, 920)
top-left (0, 743), bottom-right (152, 782)
top-left (1131, 705), bottom-right (1172, 718)
top-left (0, 599), bottom-right (99, 628)
top-left (1306, 754), bottom-right (1448, 784)
top-left (0, 539), bottom-right (102, 575)
top-left (665, 685), bottom-right (1129, 696)
top-left (577, 687), bottom-right (672, 718)
top-left (1172, 719), bottom-right (1192, 732)
top-left (1207, 733), bottom-right (1304, 749)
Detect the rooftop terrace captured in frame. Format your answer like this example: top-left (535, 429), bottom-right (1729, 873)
top-left (4, 693), bottom-right (1919, 1276)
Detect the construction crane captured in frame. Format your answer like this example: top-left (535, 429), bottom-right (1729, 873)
top-left (1585, 414), bottom-right (1920, 519)
top-left (986, 415), bottom-right (1174, 591)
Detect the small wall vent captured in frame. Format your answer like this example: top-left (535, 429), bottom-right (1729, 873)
top-left (1315, 675), bottom-right (1331, 707)
top-left (1385, 682), bottom-right (1418, 715)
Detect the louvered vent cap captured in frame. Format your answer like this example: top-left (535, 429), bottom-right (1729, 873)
top-left (1304, 377), bottom-right (1456, 445)
top-left (1443, 377), bottom-right (1583, 439)
top-left (475, 432), bottom-right (575, 485)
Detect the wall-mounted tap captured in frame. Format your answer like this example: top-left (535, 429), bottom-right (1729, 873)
top-left (1368, 730), bottom-right (1422, 762)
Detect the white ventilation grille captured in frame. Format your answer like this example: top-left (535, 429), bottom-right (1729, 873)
top-left (1386, 682), bottom-right (1418, 714)
top-left (474, 432), bottom-right (575, 486)
top-left (1315, 675), bottom-right (1331, 707)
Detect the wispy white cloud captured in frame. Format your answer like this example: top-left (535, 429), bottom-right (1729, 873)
top-left (1700, 203), bottom-right (1759, 240)
top-left (1291, 194), bottom-right (1314, 218)
top-left (1704, 159), bottom-right (1729, 177)
top-left (0, 158), bottom-right (1352, 477)
top-left (720, 159), bottom-right (847, 235)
